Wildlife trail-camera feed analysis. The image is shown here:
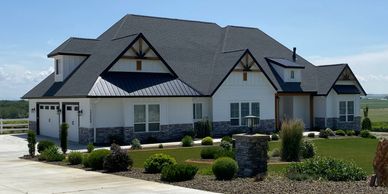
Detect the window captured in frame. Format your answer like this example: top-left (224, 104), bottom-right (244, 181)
top-left (50, 106), bottom-right (55, 110)
top-left (230, 102), bottom-right (260, 126)
top-left (291, 70), bottom-right (295, 79)
top-left (134, 104), bottom-right (160, 132)
top-left (55, 59), bottom-right (60, 75)
top-left (339, 101), bottom-right (354, 122)
top-left (243, 72), bottom-right (247, 81)
top-left (230, 103), bottom-right (239, 126)
top-left (136, 60), bottom-right (142, 70)
top-left (193, 103), bottom-right (202, 120)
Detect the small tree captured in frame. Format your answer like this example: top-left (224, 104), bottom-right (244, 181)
top-left (27, 130), bottom-right (36, 157)
top-left (362, 106), bottom-right (372, 131)
top-left (60, 123), bottom-right (69, 154)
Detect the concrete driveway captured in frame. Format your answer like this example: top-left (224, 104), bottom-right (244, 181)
top-left (0, 134), bottom-right (215, 194)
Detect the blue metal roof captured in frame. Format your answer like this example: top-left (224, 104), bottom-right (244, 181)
top-left (333, 85), bottom-right (360, 94)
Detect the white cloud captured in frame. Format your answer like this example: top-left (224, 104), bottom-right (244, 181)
top-left (307, 47), bottom-right (388, 94)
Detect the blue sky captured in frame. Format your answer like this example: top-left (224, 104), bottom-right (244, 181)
top-left (1, 0), bottom-right (387, 99)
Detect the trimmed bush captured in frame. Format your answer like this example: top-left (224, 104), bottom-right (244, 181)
top-left (221, 136), bottom-right (233, 143)
top-left (27, 130), bottom-right (36, 157)
top-left (88, 149), bottom-right (111, 170)
top-left (271, 148), bottom-right (281, 157)
top-left (220, 141), bottom-right (232, 151)
top-left (319, 130), bottom-right (329, 138)
top-left (280, 120), bottom-right (304, 162)
top-left (103, 144), bottom-right (133, 172)
top-left (360, 130), bottom-right (370, 138)
top-left (87, 143), bottom-right (94, 153)
top-left (271, 133), bottom-right (279, 141)
top-left (161, 164), bottom-right (198, 182)
top-left (201, 136), bottom-right (213, 145)
top-left (37, 140), bottom-right (55, 153)
top-left (68, 152), bottom-right (83, 165)
top-left (212, 157), bottom-right (238, 180)
top-left (144, 154), bottom-right (177, 173)
top-left (201, 147), bottom-right (222, 159)
top-left (325, 128), bottom-right (335, 136)
top-left (181, 135), bottom-right (193, 147)
top-left (286, 157), bottom-right (367, 181)
top-left (60, 123), bottom-right (68, 154)
top-left (158, 144), bottom-right (164, 149)
top-left (194, 119), bottom-right (212, 138)
top-left (362, 118), bottom-right (372, 131)
top-left (40, 146), bottom-right (65, 162)
top-left (335, 129), bottom-right (346, 136)
top-left (300, 140), bottom-right (315, 159)
top-left (307, 133), bottom-right (315, 138)
top-left (346, 130), bottom-right (355, 136)
top-left (214, 148), bottom-right (235, 159)
top-left (82, 153), bottom-right (90, 168)
top-left (131, 138), bottom-right (142, 149)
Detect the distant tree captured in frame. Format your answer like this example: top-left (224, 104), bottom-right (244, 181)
top-left (0, 100), bottom-right (28, 118)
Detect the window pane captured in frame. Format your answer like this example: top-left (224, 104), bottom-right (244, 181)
top-left (251, 102), bottom-right (260, 117)
top-left (134, 105), bottom-right (146, 123)
top-left (230, 103), bottom-right (239, 118)
top-left (134, 124), bottom-right (146, 132)
top-left (193, 104), bottom-right (195, 119)
top-left (339, 101), bottom-right (346, 114)
top-left (196, 104), bottom-right (202, 119)
top-left (241, 103), bottom-right (249, 126)
top-left (347, 101), bottom-right (354, 114)
top-left (231, 119), bottom-right (239, 126)
top-left (149, 123), bottom-right (160, 131)
top-left (339, 116), bottom-right (346, 122)
top-left (148, 104), bottom-right (160, 122)
top-left (348, 115), bottom-right (354, 122)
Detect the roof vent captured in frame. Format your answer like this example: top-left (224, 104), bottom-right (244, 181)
top-left (292, 47), bottom-right (297, 62)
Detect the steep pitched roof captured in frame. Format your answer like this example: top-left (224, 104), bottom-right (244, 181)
top-left (22, 14), bottom-right (365, 99)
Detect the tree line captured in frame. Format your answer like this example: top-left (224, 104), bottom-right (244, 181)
top-left (0, 100), bottom-right (28, 119)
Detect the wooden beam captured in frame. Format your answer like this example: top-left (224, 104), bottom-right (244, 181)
top-left (130, 47), bottom-right (140, 56)
top-left (248, 60), bottom-right (255, 68)
top-left (139, 38), bottom-right (143, 55)
top-left (310, 95), bottom-right (314, 129)
top-left (275, 94), bottom-right (279, 131)
top-left (142, 47), bottom-right (151, 57)
top-left (277, 93), bottom-right (313, 96)
top-left (121, 56), bottom-right (160, 60)
top-left (233, 69), bottom-right (260, 72)
top-left (239, 61), bottom-right (245, 68)
top-left (245, 54), bottom-right (249, 67)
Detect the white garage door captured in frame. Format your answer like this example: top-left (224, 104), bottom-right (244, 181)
top-left (39, 104), bottom-right (60, 138)
top-left (65, 105), bottom-right (79, 142)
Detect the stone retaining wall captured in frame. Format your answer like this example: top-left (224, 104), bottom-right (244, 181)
top-left (326, 116), bottom-right (361, 130)
top-left (212, 119), bottom-right (275, 137)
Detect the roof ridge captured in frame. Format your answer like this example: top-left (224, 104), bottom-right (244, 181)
top-left (69, 37), bottom-right (99, 41)
top-left (317, 63), bottom-right (348, 67)
top-left (112, 15), bottom-right (129, 40)
top-left (127, 14), bottom-right (219, 26)
top-left (226, 25), bottom-right (258, 30)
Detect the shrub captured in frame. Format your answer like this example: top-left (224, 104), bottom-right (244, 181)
top-left (362, 118), bottom-right (372, 131)
top-left (60, 123), bottom-right (68, 154)
top-left (221, 136), bottom-right (233, 143)
top-left (83, 153), bottom-right (90, 168)
top-left (146, 136), bottom-right (158, 144)
top-left (181, 135), bottom-right (193, 147)
top-left (88, 149), bottom-right (111, 170)
top-left (68, 152), bottom-right (83, 165)
top-left (325, 128), bottom-right (335, 136)
top-left (194, 119), bottom-right (212, 138)
top-left (271, 148), bottom-right (281, 157)
top-left (220, 141), bottom-right (232, 151)
top-left (335, 129), bottom-right (346, 136)
top-left (214, 148), bottom-right (235, 159)
top-left (346, 130), bottom-right (355, 136)
top-left (271, 133), bottom-right (279, 141)
top-left (286, 157), bottom-right (367, 181)
top-left (87, 143), bottom-right (95, 153)
top-left (158, 144), bottom-right (163, 149)
top-left (27, 130), bottom-right (36, 157)
top-left (307, 133), bottom-right (315, 138)
top-left (212, 157), bottom-right (238, 180)
top-left (319, 130), bottom-right (329, 138)
top-left (37, 140), bottom-right (55, 153)
top-left (161, 164), bottom-right (198, 182)
top-left (280, 120), bottom-right (304, 162)
top-left (201, 147), bottom-right (222, 159)
top-left (360, 130), bottom-right (370, 138)
top-left (300, 140), bottom-right (315, 159)
top-left (40, 146), bottom-right (65, 162)
top-left (131, 138), bottom-right (142, 149)
top-left (103, 144), bottom-right (133, 172)
top-left (201, 136), bottom-right (213, 145)
top-left (144, 154), bottom-right (177, 173)
top-left (108, 134), bottom-right (124, 145)
top-left (183, 128), bottom-right (196, 138)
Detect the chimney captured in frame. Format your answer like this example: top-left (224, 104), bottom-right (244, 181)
top-left (292, 47), bottom-right (297, 62)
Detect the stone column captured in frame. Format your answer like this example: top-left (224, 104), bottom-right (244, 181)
top-left (233, 133), bottom-right (270, 178)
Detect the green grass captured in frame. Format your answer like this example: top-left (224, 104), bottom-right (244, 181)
top-left (361, 98), bottom-right (388, 109)
top-left (361, 98), bottom-right (388, 130)
top-left (128, 138), bottom-right (378, 175)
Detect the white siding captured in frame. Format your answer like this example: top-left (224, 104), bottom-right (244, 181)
top-left (212, 71), bottom-right (276, 122)
top-left (283, 68), bottom-right (302, 82)
top-left (54, 55), bottom-right (86, 82)
top-left (313, 96), bottom-right (326, 118)
top-left (326, 90), bottom-right (361, 118)
top-left (109, 59), bottom-right (170, 73)
top-left (293, 96), bottom-right (310, 127)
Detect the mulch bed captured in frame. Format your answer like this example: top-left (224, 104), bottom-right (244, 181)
top-left (22, 156), bottom-right (388, 194)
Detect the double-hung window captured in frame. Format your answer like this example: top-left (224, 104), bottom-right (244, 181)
top-left (230, 102), bottom-right (260, 126)
top-left (339, 101), bottom-right (354, 122)
top-left (193, 103), bottom-right (203, 120)
top-left (134, 104), bottom-right (160, 132)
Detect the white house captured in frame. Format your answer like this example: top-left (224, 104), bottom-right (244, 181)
top-left (23, 15), bottom-right (366, 144)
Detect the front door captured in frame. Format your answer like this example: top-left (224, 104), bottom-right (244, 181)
top-left (65, 104), bottom-right (79, 142)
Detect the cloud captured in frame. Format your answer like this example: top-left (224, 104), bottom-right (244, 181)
top-left (307, 47), bottom-right (388, 94)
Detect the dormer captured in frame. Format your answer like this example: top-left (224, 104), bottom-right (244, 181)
top-left (268, 58), bottom-right (304, 83)
top-left (52, 55), bottom-right (87, 82)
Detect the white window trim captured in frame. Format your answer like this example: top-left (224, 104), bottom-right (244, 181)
top-left (133, 104), bottom-right (160, 132)
top-left (338, 100), bottom-right (354, 123)
top-left (230, 102), bottom-right (260, 127)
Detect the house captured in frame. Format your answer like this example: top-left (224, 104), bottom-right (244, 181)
top-left (23, 15), bottom-right (366, 144)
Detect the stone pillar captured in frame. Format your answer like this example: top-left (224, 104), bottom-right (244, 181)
top-left (233, 133), bottom-right (270, 178)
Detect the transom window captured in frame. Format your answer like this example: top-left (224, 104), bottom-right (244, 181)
top-left (193, 103), bottom-right (203, 120)
top-left (230, 102), bottom-right (260, 126)
top-left (339, 101), bottom-right (354, 122)
top-left (134, 104), bottom-right (160, 132)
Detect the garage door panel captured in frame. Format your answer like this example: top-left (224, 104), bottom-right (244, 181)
top-left (65, 105), bottom-right (79, 142)
top-left (39, 104), bottom-right (59, 138)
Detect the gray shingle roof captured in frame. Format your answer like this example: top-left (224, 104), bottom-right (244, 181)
top-left (267, 58), bottom-right (305, 68)
top-left (22, 14), bottom-right (365, 99)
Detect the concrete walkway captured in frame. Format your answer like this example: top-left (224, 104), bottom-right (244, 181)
top-left (0, 135), bottom-right (215, 194)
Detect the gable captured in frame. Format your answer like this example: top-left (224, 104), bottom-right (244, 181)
top-left (331, 66), bottom-right (366, 96)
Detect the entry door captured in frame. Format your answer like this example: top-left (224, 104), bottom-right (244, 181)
top-left (39, 104), bottom-right (59, 138)
top-left (65, 105), bottom-right (79, 142)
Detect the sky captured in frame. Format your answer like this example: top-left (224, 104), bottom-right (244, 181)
top-left (0, 0), bottom-right (387, 99)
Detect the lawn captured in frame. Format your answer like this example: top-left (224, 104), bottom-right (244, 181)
top-left (361, 98), bottom-right (388, 130)
top-left (128, 138), bottom-right (378, 175)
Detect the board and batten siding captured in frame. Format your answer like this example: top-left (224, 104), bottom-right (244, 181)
top-left (109, 59), bottom-right (170, 73)
top-left (292, 95), bottom-right (310, 127)
top-left (212, 71), bottom-right (276, 122)
top-left (54, 55), bottom-right (86, 82)
top-left (326, 90), bottom-right (360, 118)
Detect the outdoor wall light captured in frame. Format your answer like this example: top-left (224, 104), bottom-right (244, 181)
top-left (78, 110), bottom-right (83, 116)
top-left (31, 108), bottom-right (36, 113)
top-left (245, 115), bottom-right (258, 134)
top-left (57, 109), bottom-right (62, 115)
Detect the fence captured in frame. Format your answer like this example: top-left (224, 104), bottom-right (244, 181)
top-left (0, 118), bottom-right (29, 134)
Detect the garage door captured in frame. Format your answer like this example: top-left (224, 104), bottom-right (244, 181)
top-left (65, 104), bottom-right (79, 142)
top-left (39, 104), bottom-right (60, 138)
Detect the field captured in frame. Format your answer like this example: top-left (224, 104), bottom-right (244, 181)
top-left (129, 138), bottom-right (378, 175)
top-left (361, 98), bottom-right (388, 130)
